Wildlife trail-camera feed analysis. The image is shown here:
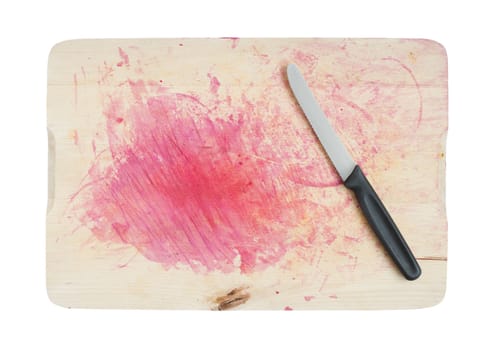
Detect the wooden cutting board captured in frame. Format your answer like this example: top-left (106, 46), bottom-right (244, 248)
top-left (47, 38), bottom-right (447, 309)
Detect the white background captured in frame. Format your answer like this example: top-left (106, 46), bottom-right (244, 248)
top-left (1, 0), bottom-right (486, 349)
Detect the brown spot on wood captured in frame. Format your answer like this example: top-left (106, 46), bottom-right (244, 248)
top-left (214, 286), bottom-right (250, 310)
top-left (408, 51), bottom-right (417, 63)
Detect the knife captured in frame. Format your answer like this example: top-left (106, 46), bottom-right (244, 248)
top-left (287, 63), bottom-right (421, 280)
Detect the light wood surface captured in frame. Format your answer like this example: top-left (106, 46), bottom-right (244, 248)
top-left (47, 38), bottom-right (447, 309)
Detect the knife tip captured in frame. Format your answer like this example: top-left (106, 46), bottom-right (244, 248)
top-left (287, 63), bottom-right (302, 81)
top-left (287, 63), bottom-right (297, 74)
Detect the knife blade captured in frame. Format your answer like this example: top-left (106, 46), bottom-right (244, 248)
top-left (287, 63), bottom-right (421, 280)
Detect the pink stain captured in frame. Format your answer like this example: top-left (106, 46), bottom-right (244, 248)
top-left (382, 57), bottom-right (423, 128)
top-left (208, 74), bottom-right (220, 94)
top-left (72, 129), bottom-right (79, 145)
top-left (71, 78), bottom-right (328, 273)
top-left (252, 45), bottom-right (271, 64)
top-left (222, 37), bottom-right (239, 49)
top-left (322, 227), bottom-right (337, 245)
top-left (344, 235), bottom-right (361, 243)
top-left (284, 306), bottom-right (293, 311)
top-left (304, 296), bottom-right (315, 302)
top-left (117, 47), bottom-right (130, 67)
top-left (332, 94), bottom-right (374, 122)
top-left (293, 50), bottom-right (318, 71)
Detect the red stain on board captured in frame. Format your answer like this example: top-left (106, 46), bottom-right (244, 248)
top-left (382, 56), bottom-right (423, 128)
top-left (71, 129), bottom-right (79, 145)
top-left (284, 306), bottom-right (293, 311)
top-left (208, 74), bottom-right (221, 94)
top-left (117, 47), bottom-right (130, 67)
top-left (70, 45), bottom-right (424, 276)
top-left (72, 74), bottom-right (329, 273)
top-left (222, 37), bottom-right (239, 49)
top-left (293, 50), bottom-right (318, 71)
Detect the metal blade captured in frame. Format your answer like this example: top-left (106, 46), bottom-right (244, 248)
top-left (287, 63), bottom-right (356, 181)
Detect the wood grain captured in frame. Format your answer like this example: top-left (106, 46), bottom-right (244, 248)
top-left (47, 38), bottom-right (447, 309)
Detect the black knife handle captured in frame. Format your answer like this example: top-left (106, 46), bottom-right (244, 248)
top-left (344, 165), bottom-right (421, 280)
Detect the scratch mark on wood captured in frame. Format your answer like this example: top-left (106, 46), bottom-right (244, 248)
top-left (417, 256), bottom-right (447, 261)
